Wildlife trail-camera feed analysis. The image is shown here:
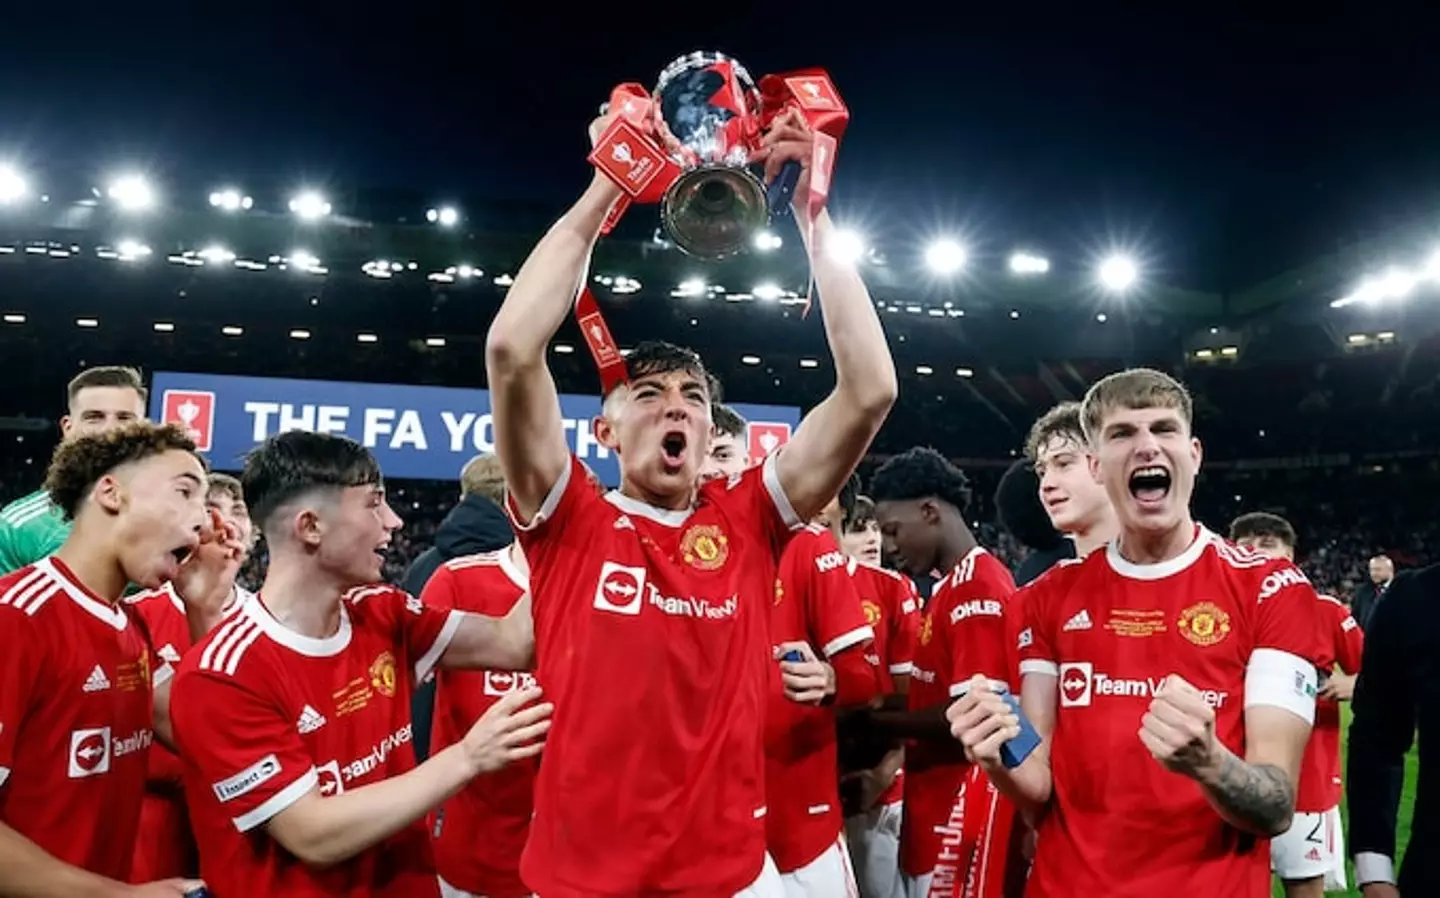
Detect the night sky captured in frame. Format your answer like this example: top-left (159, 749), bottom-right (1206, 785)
top-left (3, 6), bottom-right (1438, 290)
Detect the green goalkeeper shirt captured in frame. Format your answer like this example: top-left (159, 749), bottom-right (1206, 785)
top-left (0, 489), bottom-right (71, 575)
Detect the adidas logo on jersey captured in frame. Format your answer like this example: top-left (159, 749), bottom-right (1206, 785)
top-left (613, 515), bottom-right (634, 531)
top-left (1063, 609), bottom-right (1093, 632)
top-left (1305, 847), bottom-right (1323, 862)
top-left (157, 644), bottom-right (182, 664)
top-left (296, 705), bottom-right (328, 735)
top-left (82, 665), bottom-right (111, 693)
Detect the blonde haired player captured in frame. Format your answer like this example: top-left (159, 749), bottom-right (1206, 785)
top-left (948, 368), bottom-right (1330, 897)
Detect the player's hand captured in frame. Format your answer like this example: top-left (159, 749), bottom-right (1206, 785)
top-left (1138, 674), bottom-right (1221, 778)
top-left (946, 674), bottom-right (1020, 772)
top-left (460, 686), bottom-right (553, 776)
top-left (120, 878), bottom-right (207, 897)
top-left (1320, 671), bottom-right (1357, 702)
top-left (777, 641), bottom-right (834, 705)
top-left (839, 766), bottom-right (892, 813)
top-left (1359, 884), bottom-right (1401, 898)
top-left (752, 107), bottom-right (815, 221)
top-left (172, 509), bottom-right (244, 612)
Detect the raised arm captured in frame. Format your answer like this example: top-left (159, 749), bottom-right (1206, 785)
top-left (758, 115), bottom-right (896, 522)
top-left (485, 117), bottom-right (623, 522)
top-left (438, 596), bottom-right (535, 672)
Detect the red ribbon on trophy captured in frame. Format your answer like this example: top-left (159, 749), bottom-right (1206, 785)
top-left (588, 83), bottom-right (683, 236)
top-left (758, 68), bottom-right (850, 313)
top-left (574, 286), bottom-right (629, 394)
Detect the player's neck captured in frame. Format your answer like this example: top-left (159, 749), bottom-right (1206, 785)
top-left (52, 524), bottom-right (127, 604)
top-left (1115, 517), bottom-right (1197, 566)
top-left (1071, 512), bottom-right (1119, 557)
top-left (258, 556), bottom-right (347, 640)
top-left (618, 477), bottom-right (696, 512)
top-left (936, 522), bottom-right (979, 575)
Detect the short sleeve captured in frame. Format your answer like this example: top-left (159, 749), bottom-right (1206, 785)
top-left (1016, 580), bottom-right (1058, 679)
top-left (1245, 559), bottom-right (1327, 720)
top-left (506, 455), bottom-right (589, 543)
top-left (1334, 600), bottom-right (1365, 675)
top-left (419, 564), bottom-right (459, 614)
top-left (795, 533), bottom-right (872, 657)
top-left (888, 578), bottom-right (920, 675)
top-left (171, 669), bottom-right (318, 833)
top-left (709, 453), bottom-right (803, 561)
top-left (0, 612), bottom-right (41, 787)
top-left (0, 521), bottom-right (21, 576)
top-left (942, 589), bottom-right (1014, 698)
top-left (355, 586), bottom-right (462, 685)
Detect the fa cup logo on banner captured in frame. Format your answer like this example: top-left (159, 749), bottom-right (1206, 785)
top-left (161, 390), bottom-right (216, 452)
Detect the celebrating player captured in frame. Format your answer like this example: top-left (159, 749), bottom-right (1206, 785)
top-left (420, 470), bottom-right (536, 898)
top-left (1230, 512), bottom-right (1361, 898)
top-left (0, 422), bottom-right (230, 895)
top-left (0, 365), bottom-right (149, 574)
top-left (1025, 400), bottom-right (1117, 559)
top-left (707, 404), bottom-right (878, 895)
top-left (818, 478), bottom-right (921, 898)
top-left (169, 431), bottom-right (549, 896)
top-left (483, 103), bottom-right (895, 896)
top-left (127, 473), bottom-right (259, 882)
top-left (868, 447), bottom-right (1024, 898)
top-left (948, 368), bottom-right (1330, 897)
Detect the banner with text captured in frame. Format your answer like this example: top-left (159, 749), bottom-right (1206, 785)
top-left (149, 372), bottom-right (802, 484)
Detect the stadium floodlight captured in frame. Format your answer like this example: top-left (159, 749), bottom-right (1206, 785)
top-left (924, 239), bottom-right (967, 275)
top-left (1426, 249), bottom-right (1440, 281)
top-left (1098, 254), bottom-right (1139, 292)
top-left (675, 278), bottom-right (707, 298)
top-left (754, 230), bottom-right (783, 251)
top-left (288, 191), bottom-right (331, 221)
top-left (0, 166), bottom-right (28, 205)
top-left (828, 228), bottom-right (866, 264)
top-left (426, 206), bottom-right (460, 227)
top-left (198, 245), bottom-right (235, 264)
top-left (741, 355), bottom-right (762, 366)
top-left (1009, 251), bottom-right (1050, 275)
top-left (208, 188), bottom-right (253, 212)
top-left (753, 283), bottom-right (784, 301)
top-left (107, 175), bottom-right (155, 212)
top-left (116, 239), bottom-right (152, 261)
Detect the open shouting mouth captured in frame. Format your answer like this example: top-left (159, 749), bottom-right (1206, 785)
top-left (1128, 465), bottom-right (1172, 509)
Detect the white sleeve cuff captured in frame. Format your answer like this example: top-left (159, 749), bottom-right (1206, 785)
top-left (888, 662), bottom-right (914, 675)
top-left (0, 765), bottom-right (9, 788)
top-left (414, 610), bottom-right (464, 683)
top-left (1353, 852), bottom-right (1395, 886)
top-left (231, 767), bottom-right (318, 833)
top-left (950, 678), bottom-right (1009, 698)
top-left (152, 662), bottom-right (175, 689)
top-left (1019, 659), bottom-right (1059, 677)
top-left (1244, 647), bottom-right (1317, 724)
top-left (823, 625), bottom-right (874, 658)
top-left (761, 452), bottom-right (803, 532)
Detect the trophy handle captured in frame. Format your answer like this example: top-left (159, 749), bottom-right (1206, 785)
top-left (766, 160), bottom-right (803, 218)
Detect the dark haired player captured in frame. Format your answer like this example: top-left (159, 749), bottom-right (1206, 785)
top-left (127, 472), bottom-right (260, 881)
top-left (0, 421), bottom-right (234, 895)
top-left (705, 404), bottom-right (877, 895)
top-left (838, 494), bottom-right (884, 568)
top-left (169, 431), bottom-right (549, 897)
top-left (867, 447), bottom-right (1022, 898)
top-left (484, 105), bottom-right (895, 896)
top-left (0, 364), bottom-right (149, 574)
top-left (1229, 512), bottom-right (1361, 898)
top-left (949, 369), bottom-right (1328, 898)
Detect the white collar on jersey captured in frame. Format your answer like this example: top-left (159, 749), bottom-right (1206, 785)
top-left (243, 592), bottom-right (353, 658)
top-left (35, 557), bottom-right (129, 631)
top-left (603, 490), bottom-right (694, 528)
top-left (1105, 526), bottom-right (1215, 581)
top-left (164, 581), bottom-right (254, 618)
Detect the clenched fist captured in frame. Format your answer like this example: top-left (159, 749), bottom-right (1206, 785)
top-left (946, 673), bottom-right (1021, 772)
top-left (1138, 674), bottom-right (1220, 778)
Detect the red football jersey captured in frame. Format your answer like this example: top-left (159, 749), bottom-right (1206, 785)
top-left (765, 525), bottom-right (875, 873)
top-left (126, 584), bottom-right (251, 881)
top-left (422, 549), bottom-right (536, 898)
top-left (1296, 594), bottom-right (1364, 812)
top-left (172, 585), bottom-right (460, 898)
top-left (0, 558), bottom-right (171, 880)
top-left (1016, 528), bottom-right (1330, 898)
top-left (848, 557), bottom-right (920, 807)
top-left (508, 454), bottom-right (798, 897)
top-left (901, 547), bottom-right (1017, 879)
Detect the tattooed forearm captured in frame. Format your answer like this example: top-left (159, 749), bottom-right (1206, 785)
top-left (1202, 752), bottom-right (1296, 836)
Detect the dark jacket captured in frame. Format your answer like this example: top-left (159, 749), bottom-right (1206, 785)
top-left (402, 494), bottom-right (514, 760)
top-left (1352, 579), bottom-right (1392, 631)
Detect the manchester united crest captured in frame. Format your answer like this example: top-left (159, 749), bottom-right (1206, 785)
top-left (861, 600), bottom-right (883, 627)
top-left (918, 612), bottom-right (934, 646)
top-left (1177, 602), bottom-right (1232, 647)
top-left (680, 524), bottom-right (729, 571)
top-left (370, 651), bottom-right (398, 698)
